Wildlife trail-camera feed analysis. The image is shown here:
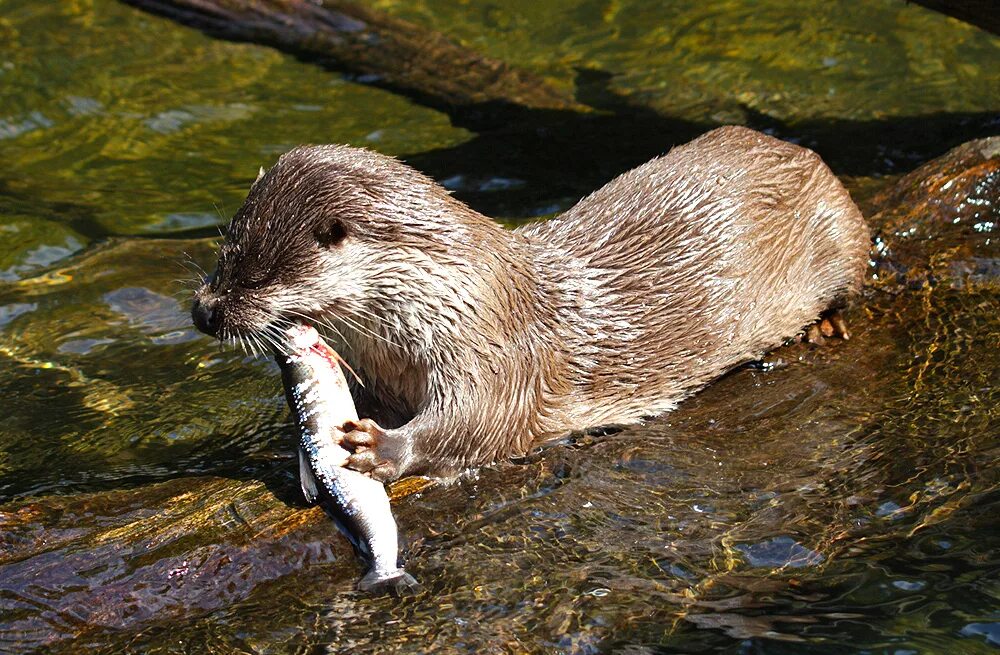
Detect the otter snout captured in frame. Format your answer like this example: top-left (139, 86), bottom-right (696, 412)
top-left (191, 289), bottom-right (224, 337)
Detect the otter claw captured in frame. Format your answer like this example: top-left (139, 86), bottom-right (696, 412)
top-left (805, 308), bottom-right (850, 344)
top-left (341, 418), bottom-right (400, 481)
top-left (342, 418), bottom-right (380, 448)
top-left (827, 311), bottom-right (850, 340)
top-left (347, 449), bottom-right (380, 471)
top-left (347, 452), bottom-right (399, 482)
top-left (805, 322), bottom-right (825, 345)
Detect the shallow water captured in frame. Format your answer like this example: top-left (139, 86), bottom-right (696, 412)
top-left (0, 1), bottom-right (998, 653)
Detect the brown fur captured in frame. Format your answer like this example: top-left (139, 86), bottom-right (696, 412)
top-left (192, 126), bottom-right (870, 479)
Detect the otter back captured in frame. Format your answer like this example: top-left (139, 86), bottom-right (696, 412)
top-left (517, 125), bottom-right (869, 431)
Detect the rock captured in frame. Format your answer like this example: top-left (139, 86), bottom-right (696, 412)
top-left (0, 477), bottom-right (338, 643)
top-left (865, 136), bottom-right (1000, 289)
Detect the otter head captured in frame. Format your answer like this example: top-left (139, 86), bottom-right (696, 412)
top-left (191, 144), bottom-right (500, 361)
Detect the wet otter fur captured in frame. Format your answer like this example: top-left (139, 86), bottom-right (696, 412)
top-left (192, 126), bottom-right (870, 481)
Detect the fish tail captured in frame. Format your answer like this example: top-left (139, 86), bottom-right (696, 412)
top-left (358, 568), bottom-right (420, 595)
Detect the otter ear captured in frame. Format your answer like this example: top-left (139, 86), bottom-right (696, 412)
top-left (314, 219), bottom-right (347, 249)
top-left (253, 166), bottom-right (266, 185)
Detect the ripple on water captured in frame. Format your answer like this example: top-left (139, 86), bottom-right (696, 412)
top-left (734, 536), bottom-right (825, 569)
top-left (0, 302), bottom-right (37, 328)
top-left (0, 237), bottom-right (85, 283)
top-left (0, 0), bottom-right (998, 653)
top-left (103, 286), bottom-right (199, 343)
top-left (961, 622), bottom-right (1000, 647)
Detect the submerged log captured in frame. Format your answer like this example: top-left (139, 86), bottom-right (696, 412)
top-left (0, 476), bottom-right (333, 643)
top-left (0, 473), bottom-right (434, 646)
top-left (120, 0), bottom-right (585, 126)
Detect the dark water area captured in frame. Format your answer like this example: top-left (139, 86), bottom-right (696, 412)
top-left (0, 1), bottom-right (998, 653)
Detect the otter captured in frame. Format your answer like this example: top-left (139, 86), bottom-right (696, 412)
top-left (192, 126), bottom-right (870, 481)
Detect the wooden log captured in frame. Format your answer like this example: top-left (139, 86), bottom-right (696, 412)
top-left (120, 0), bottom-right (586, 127)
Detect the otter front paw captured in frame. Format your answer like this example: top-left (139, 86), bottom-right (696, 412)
top-left (341, 418), bottom-right (403, 482)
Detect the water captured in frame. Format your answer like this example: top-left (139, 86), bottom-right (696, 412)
top-left (0, 1), bottom-right (998, 653)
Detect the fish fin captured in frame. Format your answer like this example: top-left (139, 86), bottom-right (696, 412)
top-left (298, 447), bottom-right (320, 505)
top-left (358, 569), bottom-right (420, 595)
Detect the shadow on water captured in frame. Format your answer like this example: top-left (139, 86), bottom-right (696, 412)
top-left (3, 104), bottom-right (998, 237)
top-left (405, 103), bottom-right (1000, 220)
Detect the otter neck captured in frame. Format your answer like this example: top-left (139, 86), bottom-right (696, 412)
top-left (337, 213), bottom-right (553, 423)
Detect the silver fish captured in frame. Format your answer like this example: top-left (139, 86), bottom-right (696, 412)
top-left (276, 323), bottom-right (418, 592)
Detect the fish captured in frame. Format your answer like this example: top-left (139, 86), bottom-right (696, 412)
top-left (275, 323), bottom-right (418, 593)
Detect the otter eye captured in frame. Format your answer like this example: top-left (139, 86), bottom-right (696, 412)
top-left (314, 220), bottom-right (347, 249)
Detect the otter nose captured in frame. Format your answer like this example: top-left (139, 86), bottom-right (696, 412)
top-left (192, 297), bottom-right (223, 336)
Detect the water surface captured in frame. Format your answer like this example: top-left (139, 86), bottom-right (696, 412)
top-left (0, 1), bottom-right (998, 653)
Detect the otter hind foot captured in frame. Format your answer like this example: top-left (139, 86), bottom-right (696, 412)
top-left (804, 308), bottom-right (851, 345)
top-left (342, 418), bottom-right (402, 482)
